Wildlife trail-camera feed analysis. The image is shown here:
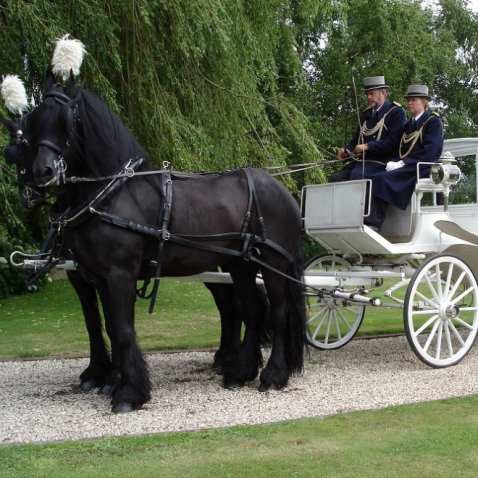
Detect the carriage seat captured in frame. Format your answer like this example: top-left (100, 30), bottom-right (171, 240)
top-left (381, 202), bottom-right (413, 238)
top-left (382, 157), bottom-right (457, 240)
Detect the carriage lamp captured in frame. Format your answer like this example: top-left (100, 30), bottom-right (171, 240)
top-left (430, 163), bottom-right (461, 185)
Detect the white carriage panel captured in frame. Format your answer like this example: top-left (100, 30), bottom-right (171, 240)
top-left (441, 204), bottom-right (478, 235)
top-left (303, 180), bottom-right (368, 230)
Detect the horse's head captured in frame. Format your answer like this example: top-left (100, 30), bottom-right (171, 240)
top-left (0, 114), bottom-right (46, 209)
top-left (29, 70), bottom-right (80, 187)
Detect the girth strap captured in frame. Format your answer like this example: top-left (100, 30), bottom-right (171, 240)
top-left (134, 171), bottom-right (173, 313)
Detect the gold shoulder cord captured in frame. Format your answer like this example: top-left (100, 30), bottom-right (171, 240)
top-left (399, 115), bottom-right (436, 159)
top-left (361, 116), bottom-right (385, 140)
top-left (360, 105), bottom-right (397, 141)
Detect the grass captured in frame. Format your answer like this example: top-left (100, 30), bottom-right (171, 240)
top-left (0, 276), bottom-right (405, 359)
top-left (1, 396), bottom-right (478, 477)
top-left (0, 277), bottom-right (225, 358)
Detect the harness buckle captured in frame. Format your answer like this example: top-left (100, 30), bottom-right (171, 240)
top-left (23, 186), bottom-right (33, 199)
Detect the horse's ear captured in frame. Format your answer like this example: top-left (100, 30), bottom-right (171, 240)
top-left (45, 69), bottom-right (57, 92)
top-left (65, 70), bottom-right (77, 98)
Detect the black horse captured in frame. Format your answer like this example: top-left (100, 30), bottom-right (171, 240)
top-left (1, 114), bottom-right (270, 390)
top-left (24, 71), bottom-right (305, 413)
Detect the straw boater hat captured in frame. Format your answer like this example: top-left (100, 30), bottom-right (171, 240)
top-left (404, 85), bottom-right (431, 101)
top-left (362, 76), bottom-right (389, 91)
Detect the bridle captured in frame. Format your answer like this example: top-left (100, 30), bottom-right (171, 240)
top-left (35, 89), bottom-right (75, 186)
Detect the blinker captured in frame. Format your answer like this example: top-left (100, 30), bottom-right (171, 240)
top-left (4, 144), bottom-right (23, 166)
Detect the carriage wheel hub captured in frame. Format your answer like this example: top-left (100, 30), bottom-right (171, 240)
top-left (441, 304), bottom-right (459, 319)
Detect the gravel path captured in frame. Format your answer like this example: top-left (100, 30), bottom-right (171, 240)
top-left (2, 336), bottom-right (478, 445)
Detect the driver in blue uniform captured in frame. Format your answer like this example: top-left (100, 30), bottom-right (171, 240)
top-left (366, 84), bottom-right (444, 232)
top-left (331, 76), bottom-right (406, 184)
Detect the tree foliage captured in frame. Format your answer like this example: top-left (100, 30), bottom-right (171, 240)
top-left (1, 0), bottom-right (478, 247)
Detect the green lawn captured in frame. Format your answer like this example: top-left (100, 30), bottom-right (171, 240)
top-left (0, 277), bottom-right (405, 359)
top-left (1, 396), bottom-right (478, 477)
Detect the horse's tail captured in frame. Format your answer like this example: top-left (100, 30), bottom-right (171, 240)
top-left (284, 239), bottom-right (307, 374)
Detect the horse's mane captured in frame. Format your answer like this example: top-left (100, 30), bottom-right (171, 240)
top-left (74, 88), bottom-right (151, 178)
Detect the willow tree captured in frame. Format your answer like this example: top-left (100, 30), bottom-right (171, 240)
top-left (0, 0), bottom-right (333, 244)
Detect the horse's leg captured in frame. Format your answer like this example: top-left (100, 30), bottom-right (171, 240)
top-left (257, 274), bottom-right (290, 390)
top-left (222, 264), bottom-right (264, 389)
top-left (107, 273), bottom-right (151, 413)
top-left (204, 281), bottom-right (242, 373)
top-left (258, 250), bottom-right (306, 391)
top-left (94, 283), bottom-right (122, 397)
top-left (66, 271), bottom-right (112, 391)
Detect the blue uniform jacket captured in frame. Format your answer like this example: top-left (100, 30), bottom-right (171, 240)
top-left (347, 100), bottom-right (406, 180)
top-left (371, 110), bottom-right (443, 210)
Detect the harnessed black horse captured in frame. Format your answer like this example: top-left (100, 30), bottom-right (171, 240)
top-left (1, 114), bottom-right (272, 393)
top-left (21, 71), bottom-right (306, 413)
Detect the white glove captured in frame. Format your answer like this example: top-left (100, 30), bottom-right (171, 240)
top-left (386, 160), bottom-right (405, 172)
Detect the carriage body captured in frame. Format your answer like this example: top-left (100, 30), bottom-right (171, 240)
top-left (301, 138), bottom-right (478, 367)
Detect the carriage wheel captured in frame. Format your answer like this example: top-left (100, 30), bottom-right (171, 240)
top-left (404, 254), bottom-right (478, 368)
top-left (305, 254), bottom-right (365, 350)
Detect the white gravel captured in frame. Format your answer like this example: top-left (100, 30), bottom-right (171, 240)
top-left (1, 336), bottom-right (478, 445)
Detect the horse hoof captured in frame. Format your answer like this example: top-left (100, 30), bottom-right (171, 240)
top-left (98, 383), bottom-right (116, 396)
top-left (258, 382), bottom-right (279, 392)
top-left (112, 402), bottom-right (134, 414)
top-left (79, 378), bottom-right (102, 392)
top-left (224, 380), bottom-right (242, 390)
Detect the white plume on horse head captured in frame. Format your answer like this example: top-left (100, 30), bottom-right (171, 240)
top-left (1, 74), bottom-right (28, 116)
top-left (52, 33), bottom-right (86, 81)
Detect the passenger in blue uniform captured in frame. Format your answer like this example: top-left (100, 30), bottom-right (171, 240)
top-left (366, 84), bottom-right (444, 232)
top-left (331, 76), bottom-right (406, 183)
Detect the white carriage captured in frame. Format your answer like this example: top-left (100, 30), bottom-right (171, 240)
top-left (301, 138), bottom-right (478, 367)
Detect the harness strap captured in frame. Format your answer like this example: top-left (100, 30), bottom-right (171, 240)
top-left (147, 172), bottom-right (173, 312)
top-left (241, 167), bottom-right (267, 240)
top-left (39, 140), bottom-right (64, 155)
top-left (99, 214), bottom-right (294, 264)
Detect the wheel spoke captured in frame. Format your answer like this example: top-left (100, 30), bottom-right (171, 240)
top-left (451, 286), bottom-right (475, 305)
top-left (422, 319), bottom-right (441, 353)
top-left (414, 289), bottom-right (438, 309)
top-left (454, 314), bottom-right (477, 330)
top-left (435, 264), bottom-right (444, 301)
top-left (448, 320), bottom-right (466, 347)
top-left (324, 311), bottom-right (333, 344)
top-left (414, 313), bottom-right (439, 335)
top-left (310, 308), bottom-right (328, 339)
top-left (336, 308), bottom-right (353, 332)
top-left (332, 311), bottom-right (342, 341)
top-left (444, 321), bottom-right (454, 358)
top-left (447, 270), bottom-right (467, 299)
top-left (306, 304), bottom-right (326, 326)
top-left (423, 274), bottom-right (440, 304)
top-left (444, 263), bottom-right (454, 300)
top-left (435, 321), bottom-right (443, 360)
